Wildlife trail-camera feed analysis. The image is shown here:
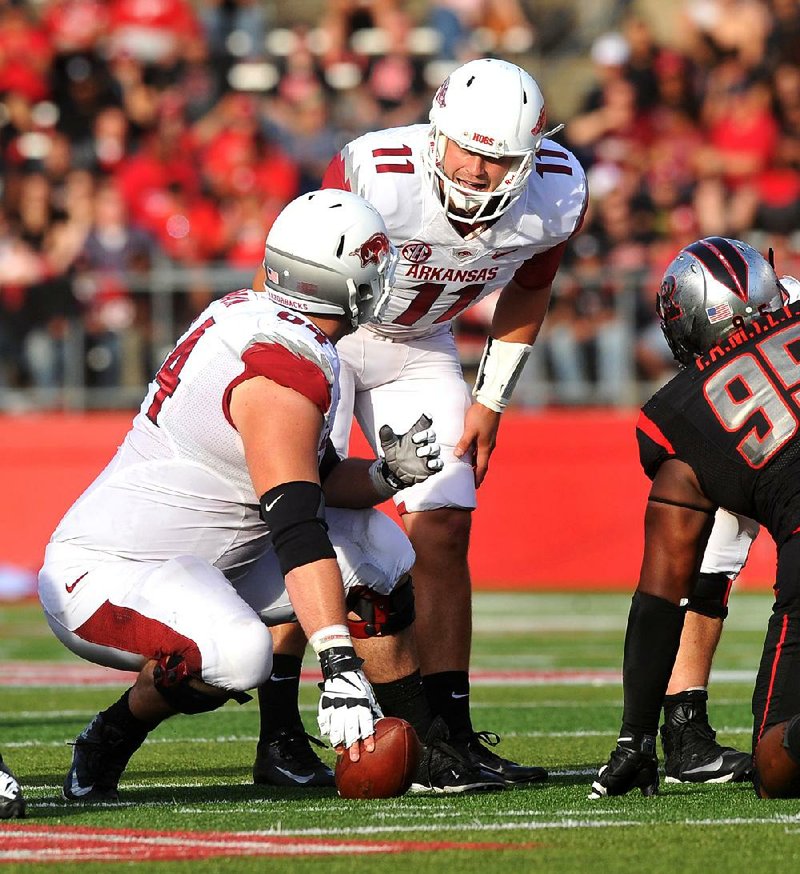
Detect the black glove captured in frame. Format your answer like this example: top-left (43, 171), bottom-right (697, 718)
top-left (589, 735), bottom-right (659, 799)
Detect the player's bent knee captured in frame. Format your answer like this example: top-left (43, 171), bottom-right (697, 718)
top-left (214, 621), bottom-right (273, 691)
top-left (152, 654), bottom-right (253, 714)
top-left (687, 571), bottom-right (731, 619)
top-left (347, 574), bottom-right (415, 639)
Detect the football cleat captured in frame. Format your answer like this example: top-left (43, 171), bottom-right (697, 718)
top-left (253, 728), bottom-right (335, 787)
top-left (589, 735), bottom-right (659, 799)
top-left (0, 754), bottom-right (26, 819)
top-left (661, 690), bottom-right (753, 784)
top-left (64, 713), bottom-right (146, 802)
top-left (409, 717), bottom-right (505, 794)
top-left (452, 730), bottom-right (548, 786)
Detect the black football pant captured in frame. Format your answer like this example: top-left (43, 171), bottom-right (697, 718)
top-left (752, 534), bottom-right (800, 751)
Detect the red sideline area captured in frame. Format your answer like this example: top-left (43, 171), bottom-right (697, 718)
top-left (0, 411), bottom-right (777, 590)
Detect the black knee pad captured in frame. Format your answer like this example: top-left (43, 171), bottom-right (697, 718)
top-left (687, 571), bottom-right (731, 619)
top-left (346, 575), bottom-right (415, 639)
top-left (152, 654), bottom-right (251, 714)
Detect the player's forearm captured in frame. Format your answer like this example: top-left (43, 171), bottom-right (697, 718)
top-left (284, 559), bottom-right (350, 639)
top-left (490, 280), bottom-right (552, 345)
top-left (323, 458), bottom-right (384, 508)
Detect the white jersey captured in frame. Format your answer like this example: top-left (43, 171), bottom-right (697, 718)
top-left (50, 290), bottom-right (341, 577)
top-left (324, 124), bottom-right (587, 338)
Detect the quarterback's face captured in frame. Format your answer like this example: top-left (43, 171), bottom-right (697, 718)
top-left (442, 139), bottom-right (514, 194)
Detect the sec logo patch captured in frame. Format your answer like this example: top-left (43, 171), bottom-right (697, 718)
top-left (401, 241), bottom-right (432, 263)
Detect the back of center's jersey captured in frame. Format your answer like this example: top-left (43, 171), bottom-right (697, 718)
top-left (52, 290), bottom-right (340, 569)
top-left (323, 125), bottom-right (587, 337)
top-left (638, 302), bottom-right (800, 545)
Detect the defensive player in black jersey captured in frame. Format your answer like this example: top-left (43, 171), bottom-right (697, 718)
top-left (590, 236), bottom-right (800, 799)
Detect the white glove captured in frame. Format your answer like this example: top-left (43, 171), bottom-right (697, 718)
top-left (317, 668), bottom-right (382, 750)
top-left (371, 414), bottom-right (443, 496)
top-left (781, 275), bottom-right (800, 304)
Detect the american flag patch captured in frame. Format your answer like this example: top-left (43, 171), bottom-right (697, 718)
top-left (706, 302), bottom-right (733, 323)
top-left (267, 267), bottom-right (279, 284)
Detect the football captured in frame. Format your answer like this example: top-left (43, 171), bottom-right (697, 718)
top-left (335, 717), bottom-right (422, 799)
top-left (754, 720), bottom-right (800, 798)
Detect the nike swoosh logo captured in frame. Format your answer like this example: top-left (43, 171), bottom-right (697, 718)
top-left (451, 692), bottom-right (469, 699)
top-left (683, 755), bottom-right (724, 775)
top-left (274, 766), bottom-right (314, 784)
top-left (66, 572), bottom-right (88, 594)
top-left (263, 494), bottom-right (284, 513)
top-left (269, 675), bottom-right (297, 683)
top-left (491, 248), bottom-right (519, 260)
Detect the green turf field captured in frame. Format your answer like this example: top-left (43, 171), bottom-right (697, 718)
top-left (1, 591), bottom-right (795, 873)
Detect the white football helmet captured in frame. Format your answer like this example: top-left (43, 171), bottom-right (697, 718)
top-left (263, 189), bottom-right (397, 330)
top-left (657, 236), bottom-right (788, 366)
top-left (423, 58), bottom-right (560, 224)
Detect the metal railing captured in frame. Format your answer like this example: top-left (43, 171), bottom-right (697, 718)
top-left (0, 261), bottom-right (669, 413)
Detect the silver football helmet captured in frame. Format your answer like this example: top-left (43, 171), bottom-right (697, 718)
top-left (422, 58), bottom-right (561, 225)
top-left (657, 236), bottom-right (788, 366)
top-left (263, 189), bottom-right (398, 330)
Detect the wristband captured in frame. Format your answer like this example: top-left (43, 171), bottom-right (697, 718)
top-left (472, 337), bottom-right (532, 413)
top-left (309, 624), bottom-right (352, 654)
top-left (368, 458), bottom-right (403, 498)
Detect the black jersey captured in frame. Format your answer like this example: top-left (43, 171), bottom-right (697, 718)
top-left (637, 301), bottom-right (800, 546)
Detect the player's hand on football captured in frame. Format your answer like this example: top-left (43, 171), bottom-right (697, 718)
top-left (588, 736), bottom-right (659, 799)
top-left (378, 414), bottom-right (443, 488)
top-left (318, 665), bottom-right (382, 761)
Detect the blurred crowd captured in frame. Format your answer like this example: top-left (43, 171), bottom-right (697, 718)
top-left (2, 0), bottom-right (800, 406)
top-left (540, 0), bottom-right (800, 403)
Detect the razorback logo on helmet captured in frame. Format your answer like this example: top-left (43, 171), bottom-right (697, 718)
top-left (350, 232), bottom-right (390, 267)
top-left (531, 106), bottom-right (546, 136)
top-left (434, 76), bottom-right (449, 108)
top-left (401, 240), bottom-right (432, 264)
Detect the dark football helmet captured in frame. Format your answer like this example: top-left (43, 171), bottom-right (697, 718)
top-left (657, 236), bottom-right (788, 367)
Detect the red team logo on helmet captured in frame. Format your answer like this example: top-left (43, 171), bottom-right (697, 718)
top-left (531, 106), bottom-right (546, 136)
top-left (350, 232), bottom-right (391, 267)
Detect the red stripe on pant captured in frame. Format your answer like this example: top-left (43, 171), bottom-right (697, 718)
top-left (75, 600), bottom-right (203, 674)
top-left (756, 612), bottom-right (790, 745)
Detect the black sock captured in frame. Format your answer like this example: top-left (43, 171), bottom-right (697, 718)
top-left (622, 592), bottom-right (686, 739)
top-left (422, 671), bottom-right (473, 742)
top-left (372, 670), bottom-right (433, 740)
top-left (257, 654), bottom-right (303, 741)
top-left (101, 689), bottom-right (157, 737)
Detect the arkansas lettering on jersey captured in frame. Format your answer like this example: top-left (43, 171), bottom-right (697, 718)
top-left (322, 124), bottom-right (587, 337)
top-left (50, 290), bottom-right (340, 572)
top-left (636, 301), bottom-right (800, 546)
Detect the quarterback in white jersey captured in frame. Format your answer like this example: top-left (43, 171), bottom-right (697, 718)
top-left (253, 59), bottom-right (587, 789)
top-left (37, 190), bottom-right (463, 802)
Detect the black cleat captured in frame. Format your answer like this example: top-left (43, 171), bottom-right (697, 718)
top-left (661, 690), bottom-right (753, 784)
top-left (64, 713), bottom-right (146, 802)
top-left (589, 735), bottom-right (659, 799)
top-left (253, 728), bottom-right (334, 787)
top-left (409, 717), bottom-right (505, 794)
top-left (0, 754), bottom-right (26, 819)
top-left (453, 730), bottom-right (548, 786)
